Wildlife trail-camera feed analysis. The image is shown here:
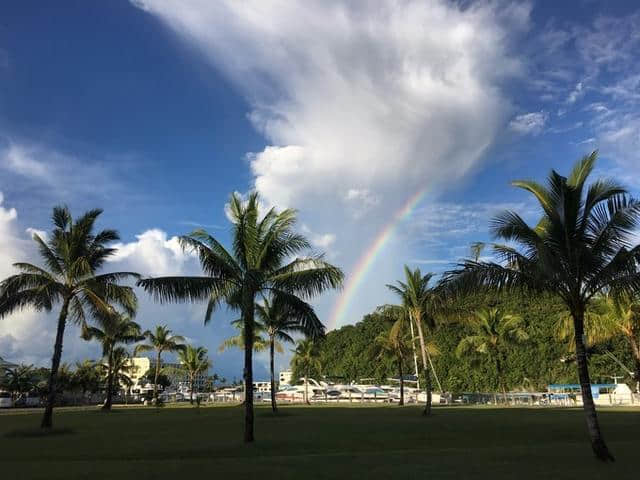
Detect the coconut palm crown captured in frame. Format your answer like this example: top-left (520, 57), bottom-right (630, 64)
top-left (137, 192), bottom-right (343, 442)
top-left (0, 206), bottom-right (138, 428)
top-left (442, 152), bottom-right (640, 461)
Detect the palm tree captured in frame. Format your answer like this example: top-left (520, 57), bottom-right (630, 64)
top-left (257, 295), bottom-right (324, 412)
top-left (134, 325), bottom-right (186, 404)
top-left (442, 152), bottom-right (640, 461)
top-left (82, 312), bottom-right (143, 410)
top-left (178, 346), bottom-right (211, 404)
top-left (73, 360), bottom-right (101, 402)
top-left (374, 309), bottom-right (413, 406)
top-left (97, 346), bottom-right (133, 403)
top-left (0, 206), bottom-right (138, 428)
top-left (1, 364), bottom-right (37, 401)
top-left (291, 338), bottom-right (322, 404)
top-left (596, 294), bottom-right (640, 390)
top-left (386, 266), bottom-right (442, 415)
top-left (137, 192), bottom-right (343, 442)
top-left (455, 308), bottom-right (529, 403)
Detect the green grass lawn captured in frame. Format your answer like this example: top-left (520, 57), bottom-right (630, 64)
top-left (1, 404), bottom-right (638, 479)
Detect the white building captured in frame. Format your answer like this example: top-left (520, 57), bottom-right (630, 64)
top-left (279, 370), bottom-right (293, 386)
top-left (253, 381), bottom-right (271, 393)
top-left (124, 357), bottom-right (210, 394)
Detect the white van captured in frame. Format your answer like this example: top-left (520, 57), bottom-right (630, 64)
top-left (0, 391), bottom-right (13, 408)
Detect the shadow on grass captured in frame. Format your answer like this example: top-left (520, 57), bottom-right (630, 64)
top-left (4, 427), bottom-right (75, 438)
top-left (256, 409), bottom-right (295, 418)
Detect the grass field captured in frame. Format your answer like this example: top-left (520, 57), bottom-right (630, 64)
top-left (1, 404), bottom-right (639, 479)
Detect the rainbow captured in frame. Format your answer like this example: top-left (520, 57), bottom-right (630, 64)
top-left (327, 187), bottom-right (429, 330)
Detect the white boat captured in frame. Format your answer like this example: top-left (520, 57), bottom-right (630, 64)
top-left (276, 378), bottom-right (325, 402)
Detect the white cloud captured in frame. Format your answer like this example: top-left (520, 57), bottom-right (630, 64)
top-left (508, 111), bottom-right (547, 135)
top-left (1, 144), bottom-right (50, 180)
top-left (133, 0), bottom-right (528, 209)
top-left (109, 229), bottom-right (197, 276)
top-left (301, 224), bottom-right (336, 250)
top-left (132, 0), bottom-right (530, 325)
top-left (566, 81), bottom-right (585, 104)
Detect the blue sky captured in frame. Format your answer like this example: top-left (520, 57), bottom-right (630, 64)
top-left (1, 0), bottom-right (640, 380)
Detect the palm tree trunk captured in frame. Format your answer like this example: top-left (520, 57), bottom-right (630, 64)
top-left (270, 337), bottom-right (277, 413)
top-left (103, 348), bottom-right (114, 411)
top-left (190, 374), bottom-right (194, 405)
top-left (153, 351), bottom-right (161, 404)
top-left (496, 356), bottom-right (505, 405)
top-left (41, 297), bottom-right (70, 429)
top-left (412, 315), bottom-right (432, 415)
top-left (573, 310), bottom-right (615, 462)
top-left (305, 373), bottom-right (310, 405)
top-left (398, 354), bottom-right (404, 406)
top-left (242, 286), bottom-right (256, 443)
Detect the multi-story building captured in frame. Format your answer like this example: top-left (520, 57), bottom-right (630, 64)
top-left (124, 357), bottom-right (210, 394)
top-left (279, 370), bottom-right (293, 386)
top-left (253, 381), bottom-right (271, 393)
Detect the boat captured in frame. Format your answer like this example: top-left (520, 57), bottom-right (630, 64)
top-left (276, 378), bottom-right (326, 402)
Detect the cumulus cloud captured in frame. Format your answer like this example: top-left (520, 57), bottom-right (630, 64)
top-left (133, 0), bottom-right (530, 324)
top-left (109, 229), bottom-right (197, 276)
top-left (508, 111), bottom-right (547, 135)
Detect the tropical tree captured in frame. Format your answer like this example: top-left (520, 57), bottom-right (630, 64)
top-left (178, 346), bottom-right (211, 404)
top-left (73, 360), bottom-right (101, 401)
top-left (0, 206), bottom-right (138, 428)
top-left (137, 192), bottom-right (343, 442)
top-left (82, 312), bottom-right (143, 410)
top-left (1, 364), bottom-right (37, 401)
top-left (134, 325), bottom-right (185, 404)
top-left (597, 294), bottom-right (640, 390)
top-left (291, 338), bottom-right (322, 404)
top-left (455, 308), bottom-right (529, 402)
top-left (97, 347), bottom-right (133, 402)
top-left (374, 309), bottom-right (413, 406)
top-left (257, 295), bottom-right (324, 412)
top-left (386, 266), bottom-right (442, 415)
top-left (442, 152), bottom-right (640, 461)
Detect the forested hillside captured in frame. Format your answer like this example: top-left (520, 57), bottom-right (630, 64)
top-left (297, 293), bottom-right (635, 392)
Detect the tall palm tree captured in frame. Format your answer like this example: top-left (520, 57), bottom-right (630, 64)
top-left (0, 206), bottom-right (138, 428)
top-left (257, 295), bottom-right (324, 412)
top-left (137, 192), bottom-right (343, 442)
top-left (442, 152), bottom-right (640, 461)
top-left (82, 313), bottom-right (143, 410)
top-left (134, 325), bottom-right (186, 404)
top-left (178, 346), bottom-right (211, 404)
top-left (374, 315), bottom-right (412, 406)
top-left (456, 308), bottom-right (529, 402)
top-left (386, 266), bottom-right (442, 415)
top-left (291, 338), bottom-right (322, 404)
